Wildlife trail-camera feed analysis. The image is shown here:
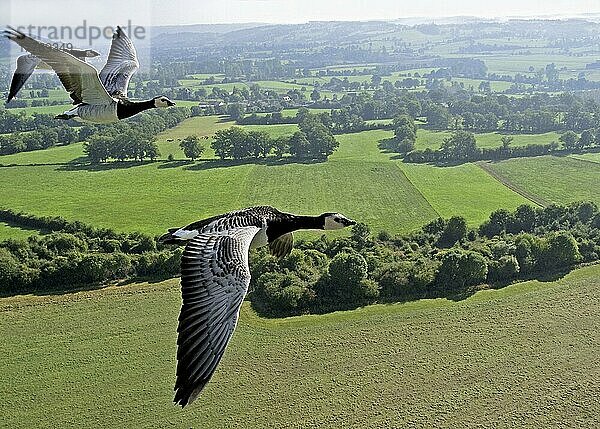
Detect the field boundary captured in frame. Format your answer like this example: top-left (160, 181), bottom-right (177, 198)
top-left (393, 162), bottom-right (440, 217)
top-left (476, 161), bottom-right (549, 207)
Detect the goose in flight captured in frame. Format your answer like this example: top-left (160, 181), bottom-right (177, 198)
top-left (159, 206), bottom-right (356, 407)
top-left (3, 26), bottom-right (175, 123)
top-left (7, 47), bottom-right (100, 103)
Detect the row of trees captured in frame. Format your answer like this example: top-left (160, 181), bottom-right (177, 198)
top-left (83, 108), bottom-right (190, 163)
top-left (2, 202), bottom-right (598, 314)
top-left (0, 210), bottom-right (181, 293)
top-left (249, 201), bottom-right (599, 316)
top-left (212, 114), bottom-right (338, 160)
top-left (402, 129), bottom-right (600, 164)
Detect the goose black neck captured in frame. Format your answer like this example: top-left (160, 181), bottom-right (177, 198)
top-left (266, 215), bottom-right (323, 241)
top-left (117, 99), bottom-right (155, 119)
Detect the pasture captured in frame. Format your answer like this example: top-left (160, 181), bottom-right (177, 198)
top-left (484, 156), bottom-right (600, 207)
top-left (1, 264), bottom-right (599, 428)
top-left (0, 124), bottom-right (544, 238)
top-left (398, 162), bottom-right (533, 224)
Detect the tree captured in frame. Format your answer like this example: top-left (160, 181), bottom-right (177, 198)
top-left (559, 131), bottom-right (578, 149)
top-left (440, 130), bottom-right (479, 161)
top-left (500, 135), bottom-right (514, 149)
top-left (578, 129), bottom-right (594, 148)
top-left (310, 89), bottom-right (321, 102)
top-left (227, 103), bottom-right (246, 121)
top-left (393, 114), bottom-right (417, 153)
top-left (317, 252), bottom-right (378, 309)
top-left (436, 249), bottom-right (488, 291)
top-left (246, 130), bottom-right (272, 158)
top-left (212, 127), bottom-right (247, 159)
top-left (288, 131), bottom-right (311, 158)
top-left (179, 135), bottom-right (204, 161)
top-left (427, 104), bottom-right (451, 129)
top-left (437, 216), bottom-right (467, 247)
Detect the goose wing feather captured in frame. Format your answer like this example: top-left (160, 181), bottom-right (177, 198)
top-left (3, 27), bottom-right (112, 105)
top-left (173, 225), bottom-right (260, 407)
top-left (7, 54), bottom-right (40, 102)
top-left (99, 26), bottom-right (139, 98)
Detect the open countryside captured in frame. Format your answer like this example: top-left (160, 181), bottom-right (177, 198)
top-left (1, 9), bottom-right (600, 427)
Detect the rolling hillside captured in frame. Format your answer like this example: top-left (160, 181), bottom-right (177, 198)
top-left (2, 264), bottom-right (599, 428)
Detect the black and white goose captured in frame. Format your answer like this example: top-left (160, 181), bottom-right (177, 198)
top-left (158, 206), bottom-right (356, 407)
top-left (3, 26), bottom-right (175, 123)
top-left (7, 47), bottom-right (100, 103)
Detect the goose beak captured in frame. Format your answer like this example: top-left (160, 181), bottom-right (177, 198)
top-left (167, 101), bottom-right (176, 107)
top-left (345, 218), bottom-right (356, 226)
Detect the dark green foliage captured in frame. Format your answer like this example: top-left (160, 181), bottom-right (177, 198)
top-left (179, 135), bottom-right (205, 161)
top-left (2, 200), bottom-right (598, 316)
top-left (436, 249), bottom-right (488, 291)
top-left (0, 210), bottom-right (180, 293)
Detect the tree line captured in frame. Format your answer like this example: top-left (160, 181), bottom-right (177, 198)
top-left (83, 108), bottom-right (190, 163)
top-left (2, 201), bottom-right (598, 319)
top-left (402, 129), bottom-right (600, 164)
top-left (249, 201), bottom-right (599, 316)
top-left (212, 113), bottom-right (339, 160)
top-left (0, 209), bottom-right (180, 293)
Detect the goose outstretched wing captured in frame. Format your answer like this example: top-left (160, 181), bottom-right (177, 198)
top-left (99, 26), bottom-right (139, 98)
top-left (174, 226), bottom-right (260, 407)
top-left (7, 54), bottom-right (40, 102)
top-left (3, 27), bottom-right (112, 105)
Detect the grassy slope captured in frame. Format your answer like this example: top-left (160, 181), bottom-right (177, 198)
top-left (2, 264), bottom-right (599, 428)
top-left (485, 156), bottom-right (600, 206)
top-left (0, 222), bottom-right (40, 240)
top-left (0, 125), bottom-right (539, 236)
top-left (398, 162), bottom-right (533, 224)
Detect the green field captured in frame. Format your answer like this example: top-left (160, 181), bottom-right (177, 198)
top-left (0, 221), bottom-right (40, 240)
top-left (0, 142), bottom-right (86, 165)
top-left (399, 162), bottom-right (533, 224)
top-left (2, 264), bottom-right (599, 428)
top-left (485, 156), bottom-right (600, 206)
top-left (0, 122), bottom-right (571, 238)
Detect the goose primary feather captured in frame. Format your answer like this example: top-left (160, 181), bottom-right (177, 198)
top-left (159, 206), bottom-right (356, 407)
top-left (3, 26), bottom-right (175, 123)
top-left (8, 47), bottom-right (100, 103)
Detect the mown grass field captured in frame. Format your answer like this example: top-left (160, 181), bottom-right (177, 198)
top-left (0, 221), bottom-right (40, 240)
top-left (2, 264), bottom-right (599, 428)
top-left (0, 123), bottom-right (545, 237)
top-left (485, 156), bottom-right (600, 206)
top-left (0, 142), bottom-right (86, 165)
top-left (398, 162), bottom-right (533, 224)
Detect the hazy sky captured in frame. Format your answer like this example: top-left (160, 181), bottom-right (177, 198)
top-left (4, 0), bottom-right (600, 27)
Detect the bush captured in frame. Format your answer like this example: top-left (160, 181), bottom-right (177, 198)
top-left (436, 249), bottom-right (488, 292)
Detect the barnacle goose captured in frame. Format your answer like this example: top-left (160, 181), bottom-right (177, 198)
top-left (3, 26), bottom-right (175, 123)
top-left (7, 47), bottom-right (100, 103)
top-left (158, 206), bottom-right (356, 407)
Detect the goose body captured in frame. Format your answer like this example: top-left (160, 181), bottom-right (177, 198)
top-left (159, 206), bottom-right (356, 407)
top-left (3, 27), bottom-right (175, 123)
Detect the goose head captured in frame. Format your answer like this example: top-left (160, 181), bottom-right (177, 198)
top-left (320, 213), bottom-right (356, 230)
top-left (154, 96), bottom-right (176, 108)
top-left (84, 49), bottom-right (100, 58)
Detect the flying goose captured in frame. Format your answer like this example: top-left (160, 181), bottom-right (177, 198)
top-left (158, 206), bottom-right (356, 407)
top-left (3, 26), bottom-right (175, 123)
top-left (7, 48), bottom-right (100, 103)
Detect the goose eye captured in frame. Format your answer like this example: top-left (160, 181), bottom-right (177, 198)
top-left (334, 217), bottom-right (340, 222)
